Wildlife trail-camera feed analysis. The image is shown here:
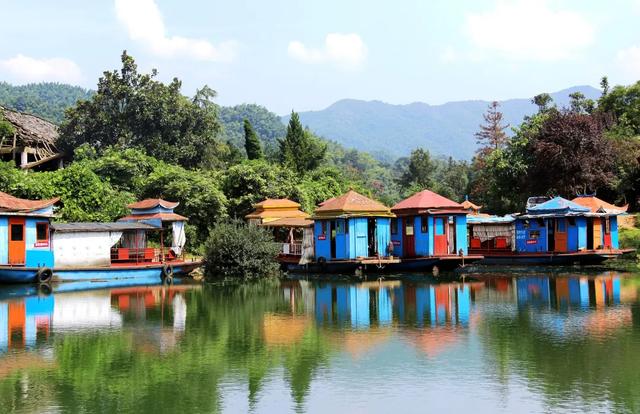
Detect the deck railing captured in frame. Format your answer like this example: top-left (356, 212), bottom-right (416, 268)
top-left (111, 248), bottom-right (162, 263)
top-left (279, 243), bottom-right (303, 256)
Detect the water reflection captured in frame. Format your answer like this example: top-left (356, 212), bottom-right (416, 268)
top-left (0, 273), bottom-right (639, 413)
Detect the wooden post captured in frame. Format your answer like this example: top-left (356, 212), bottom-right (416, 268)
top-left (20, 151), bottom-right (28, 168)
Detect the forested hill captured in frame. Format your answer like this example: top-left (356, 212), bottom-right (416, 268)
top-left (0, 82), bottom-right (93, 124)
top-left (290, 85), bottom-right (601, 160)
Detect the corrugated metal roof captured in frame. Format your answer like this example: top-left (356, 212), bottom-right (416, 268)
top-left (119, 213), bottom-right (187, 222)
top-left (526, 197), bottom-right (590, 214)
top-left (467, 215), bottom-right (515, 224)
top-left (51, 222), bottom-right (160, 233)
top-left (392, 190), bottom-right (463, 211)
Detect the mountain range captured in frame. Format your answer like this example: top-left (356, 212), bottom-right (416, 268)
top-left (0, 82), bottom-right (601, 161)
top-left (289, 85), bottom-right (601, 160)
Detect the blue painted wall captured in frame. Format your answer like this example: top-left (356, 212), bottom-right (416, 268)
top-left (335, 219), bottom-right (348, 259)
top-left (515, 218), bottom-right (547, 252)
top-left (455, 215), bottom-right (468, 255)
top-left (567, 218), bottom-right (579, 252)
top-left (577, 217), bottom-right (587, 250)
top-left (390, 218), bottom-right (402, 256)
top-left (0, 217), bottom-right (7, 264)
top-left (349, 218), bottom-right (369, 258)
top-left (611, 216), bottom-right (619, 249)
top-left (428, 216), bottom-right (434, 255)
top-left (415, 216), bottom-right (429, 256)
top-left (376, 218), bottom-right (391, 256)
top-left (314, 220), bottom-right (331, 260)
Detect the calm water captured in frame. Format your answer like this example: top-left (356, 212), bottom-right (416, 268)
top-left (1, 272), bottom-right (640, 413)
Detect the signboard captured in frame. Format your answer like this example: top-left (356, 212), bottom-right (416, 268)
top-left (318, 235), bottom-right (326, 241)
top-left (392, 240), bottom-right (401, 246)
top-left (526, 239), bottom-right (537, 245)
top-left (34, 241), bottom-right (49, 248)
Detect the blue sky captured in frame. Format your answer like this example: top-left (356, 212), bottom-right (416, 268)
top-left (1, 0), bottom-right (639, 114)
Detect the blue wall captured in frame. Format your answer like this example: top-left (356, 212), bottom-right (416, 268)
top-left (390, 218), bottom-right (402, 256)
top-left (376, 218), bottom-right (391, 256)
top-left (515, 218), bottom-right (547, 252)
top-left (314, 220), bottom-right (331, 260)
top-left (349, 218), bottom-right (369, 259)
top-left (577, 217), bottom-right (587, 250)
top-left (0, 217), bottom-right (7, 264)
top-left (455, 215), bottom-right (468, 255)
top-left (335, 219), bottom-right (348, 260)
top-left (611, 216), bottom-right (619, 249)
top-left (567, 218), bottom-right (579, 252)
top-left (415, 216), bottom-right (429, 256)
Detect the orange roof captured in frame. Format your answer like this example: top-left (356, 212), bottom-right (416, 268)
top-left (0, 191), bottom-right (58, 213)
top-left (392, 190), bottom-right (463, 213)
top-left (253, 198), bottom-right (301, 209)
top-left (314, 190), bottom-right (393, 218)
top-left (461, 200), bottom-right (482, 210)
top-left (127, 198), bottom-right (179, 210)
top-left (119, 212), bottom-right (187, 222)
top-left (571, 196), bottom-right (628, 213)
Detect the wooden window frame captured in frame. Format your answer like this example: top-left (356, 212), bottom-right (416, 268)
top-left (421, 216), bottom-right (428, 233)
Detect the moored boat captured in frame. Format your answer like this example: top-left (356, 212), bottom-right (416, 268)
top-left (0, 193), bottom-right (202, 284)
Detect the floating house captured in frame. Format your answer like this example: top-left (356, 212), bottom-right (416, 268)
top-left (0, 193), bottom-right (200, 284)
top-left (0, 191), bottom-right (58, 269)
top-left (310, 190), bottom-right (396, 268)
top-left (468, 196), bottom-right (625, 265)
top-left (390, 190), bottom-right (469, 258)
top-left (245, 199), bottom-right (314, 264)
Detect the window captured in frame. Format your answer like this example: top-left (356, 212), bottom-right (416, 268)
top-left (36, 222), bottom-right (49, 242)
top-left (523, 220), bottom-right (530, 229)
top-left (557, 219), bottom-right (566, 233)
top-left (391, 219), bottom-right (398, 235)
top-left (421, 216), bottom-right (428, 233)
top-left (568, 217), bottom-right (576, 226)
top-left (10, 224), bottom-right (24, 241)
top-left (345, 219), bottom-right (349, 234)
top-left (529, 230), bottom-right (541, 239)
top-left (537, 219), bottom-right (545, 227)
top-left (321, 221), bottom-right (327, 235)
top-left (605, 218), bottom-right (610, 234)
top-left (405, 220), bottom-right (414, 236)
top-left (336, 220), bottom-right (344, 234)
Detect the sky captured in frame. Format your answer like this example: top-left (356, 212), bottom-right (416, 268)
top-left (1, 0), bottom-right (639, 114)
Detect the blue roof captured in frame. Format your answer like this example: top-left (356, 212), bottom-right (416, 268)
top-left (526, 197), bottom-right (590, 215)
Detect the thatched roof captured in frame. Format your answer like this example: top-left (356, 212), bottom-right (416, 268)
top-left (0, 106), bottom-right (59, 148)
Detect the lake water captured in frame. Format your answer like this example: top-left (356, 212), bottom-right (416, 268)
top-left (1, 271), bottom-right (640, 413)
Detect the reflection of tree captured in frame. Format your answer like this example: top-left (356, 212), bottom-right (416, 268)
top-left (479, 307), bottom-right (640, 412)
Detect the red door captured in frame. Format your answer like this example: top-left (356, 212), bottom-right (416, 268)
top-left (403, 217), bottom-right (416, 257)
top-left (8, 217), bottom-right (26, 265)
top-left (554, 218), bottom-right (568, 253)
top-left (434, 217), bottom-right (448, 255)
top-left (603, 218), bottom-right (612, 248)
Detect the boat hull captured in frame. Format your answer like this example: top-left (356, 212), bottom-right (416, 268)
top-left (472, 251), bottom-right (622, 266)
top-left (284, 256), bottom-right (483, 274)
top-left (0, 261), bottom-right (202, 284)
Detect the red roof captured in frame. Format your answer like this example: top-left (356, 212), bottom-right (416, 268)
top-left (571, 196), bottom-right (628, 213)
top-left (314, 190), bottom-right (393, 217)
top-left (392, 190), bottom-right (463, 212)
top-left (119, 213), bottom-right (187, 222)
top-left (0, 191), bottom-right (58, 213)
top-left (127, 198), bottom-right (179, 210)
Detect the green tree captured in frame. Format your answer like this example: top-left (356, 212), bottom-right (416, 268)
top-left (278, 112), bottom-right (326, 174)
top-left (475, 101), bottom-right (509, 154)
top-left (398, 148), bottom-right (436, 192)
top-left (532, 93), bottom-right (554, 113)
top-left (0, 112), bottom-right (15, 141)
top-left (244, 119), bottom-right (264, 160)
top-left (204, 219), bottom-right (280, 280)
top-left (58, 51), bottom-right (224, 168)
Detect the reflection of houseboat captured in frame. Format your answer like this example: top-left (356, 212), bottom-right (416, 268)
top-left (0, 192), bottom-right (201, 284)
top-left (388, 190), bottom-right (483, 271)
top-left (468, 196), bottom-right (627, 265)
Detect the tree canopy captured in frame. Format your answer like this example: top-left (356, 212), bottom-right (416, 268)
top-left (244, 119), bottom-right (264, 160)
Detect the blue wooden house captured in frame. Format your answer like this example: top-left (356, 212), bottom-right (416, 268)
top-left (514, 196), bottom-right (620, 253)
top-left (0, 191), bottom-right (57, 282)
top-left (311, 190), bottom-right (395, 263)
top-left (390, 190), bottom-right (470, 257)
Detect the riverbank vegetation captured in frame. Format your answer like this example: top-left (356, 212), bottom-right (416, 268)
top-left (1, 51), bottom-right (640, 260)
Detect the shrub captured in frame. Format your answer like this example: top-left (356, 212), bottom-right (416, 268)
top-left (204, 220), bottom-right (280, 281)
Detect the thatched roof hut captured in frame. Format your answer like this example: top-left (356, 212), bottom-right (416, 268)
top-left (0, 106), bottom-right (62, 170)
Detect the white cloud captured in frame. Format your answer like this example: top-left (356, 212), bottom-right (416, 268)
top-left (114, 0), bottom-right (236, 62)
top-left (465, 0), bottom-right (594, 60)
top-left (288, 33), bottom-right (367, 70)
top-left (0, 54), bottom-right (83, 84)
top-left (617, 46), bottom-right (640, 78)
